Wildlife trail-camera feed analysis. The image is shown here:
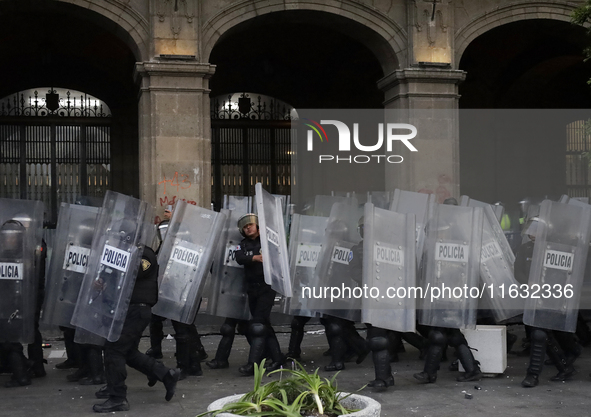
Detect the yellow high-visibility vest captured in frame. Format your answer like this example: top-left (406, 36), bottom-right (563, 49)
top-left (501, 213), bottom-right (511, 231)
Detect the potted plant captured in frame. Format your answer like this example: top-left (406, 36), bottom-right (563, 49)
top-left (197, 360), bottom-right (381, 417)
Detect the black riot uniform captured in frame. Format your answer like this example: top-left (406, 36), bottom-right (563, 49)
top-left (0, 220), bottom-right (43, 388)
top-left (235, 234), bottom-right (285, 376)
top-left (414, 198), bottom-right (482, 384)
top-left (347, 226), bottom-right (397, 391)
top-left (93, 247), bottom-right (180, 413)
top-left (321, 240), bottom-right (369, 373)
top-left (515, 235), bottom-right (578, 388)
top-left (206, 317), bottom-right (249, 369)
top-left (146, 219), bottom-right (169, 359)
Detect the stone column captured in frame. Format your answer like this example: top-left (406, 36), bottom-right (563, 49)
top-left (135, 61), bottom-right (215, 222)
top-left (376, 0), bottom-right (464, 202)
top-left (378, 68), bottom-right (465, 202)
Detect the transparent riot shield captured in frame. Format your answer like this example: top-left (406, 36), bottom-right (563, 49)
top-left (74, 326), bottom-right (105, 346)
top-left (419, 204), bottom-right (483, 330)
top-left (42, 203), bottom-right (99, 328)
top-left (362, 203), bottom-right (416, 332)
top-left (523, 200), bottom-right (591, 332)
top-left (0, 198), bottom-right (44, 344)
top-left (460, 195), bottom-right (504, 223)
top-left (282, 214), bottom-right (328, 317)
top-left (312, 195), bottom-right (358, 217)
top-left (390, 189), bottom-right (436, 267)
top-left (152, 201), bottom-right (226, 324)
top-left (206, 209), bottom-right (250, 320)
top-left (367, 192), bottom-right (391, 210)
top-left (71, 191), bottom-right (152, 342)
top-left (255, 183), bottom-right (292, 297)
top-left (224, 195), bottom-right (252, 213)
top-left (476, 205), bottom-right (523, 322)
top-left (307, 201), bottom-right (363, 322)
top-left (563, 198), bottom-right (591, 311)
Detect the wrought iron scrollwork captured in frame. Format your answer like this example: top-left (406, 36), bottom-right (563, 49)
top-left (211, 92), bottom-right (297, 121)
top-left (0, 89), bottom-right (111, 118)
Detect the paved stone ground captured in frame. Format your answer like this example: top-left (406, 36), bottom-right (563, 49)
top-left (3, 322), bottom-right (591, 417)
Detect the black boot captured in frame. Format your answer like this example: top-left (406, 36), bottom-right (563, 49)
top-left (57, 327), bottom-right (81, 370)
top-left (163, 369), bottom-right (180, 401)
top-left (413, 343), bottom-right (441, 384)
top-left (175, 336), bottom-right (192, 380)
top-left (554, 330), bottom-right (583, 366)
top-left (324, 321), bottom-right (346, 372)
top-left (27, 338), bottom-right (46, 378)
top-left (207, 322), bottom-right (235, 369)
top-left (547, 335), bottom-right (576, 382)
top-left (368, 350), bottom-right (394, 391)
top-left (414, 330), bottom-right (444, 384)
top-left (5, 349), bottom-right (31, 388)
top-left (80, 347), bottom-right (105, 385)
top-left (239, 323), bottom-right (267, 376)
top-left (287, 323), bottom-right (305, 360)
top-left (344, 322), bottom-right (370, 364)
top-left (93, 398), bottom-right (130, 412)
top-left (266, 330), bottom-right (286, 372)
top-left (190, 325), bottom-right (208, 362)
top-left (522, 329), bottom-right (546, 388)
top-left (367, 334), bottom-right (394, 392)
top-left (455, 344), bottom-right (482, 382)
top-left (67, 364), bottom-right (90, 382)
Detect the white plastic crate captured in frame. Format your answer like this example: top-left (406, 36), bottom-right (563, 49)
top-left (458, 325), bottom-right (506, 375)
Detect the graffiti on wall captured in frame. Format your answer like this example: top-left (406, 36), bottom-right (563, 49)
top-left (155, 170), bottom-right (197, 223)
top-left (417, 174), bottom-right (452, 203)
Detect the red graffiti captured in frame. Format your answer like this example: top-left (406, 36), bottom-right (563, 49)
top-left (158, 171), bottom-right (191, 195)
top-left (159, 195), bottom-right (197, 207)
top-left (159, 195), bottom-right (177, 207)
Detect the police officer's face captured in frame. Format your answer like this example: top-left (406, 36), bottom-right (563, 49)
top-left (243, 223), bottom-right (259, 239)
top-left (164, 210), bottom-right (172, 220)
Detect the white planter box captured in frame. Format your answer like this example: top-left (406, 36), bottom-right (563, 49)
top-left (459, 325), bottom-right (507, 374)
top-left (206, 392), bottom-right (381, 417)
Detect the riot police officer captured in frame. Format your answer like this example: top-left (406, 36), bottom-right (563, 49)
top-left (234, 213), bottom-right (285, 376)
top-left (93, 243), bottom-right (180, 413)
top-left (518, 217), bottom-right (578, 387)
top-left (413, 198), bottom-right (482, 384)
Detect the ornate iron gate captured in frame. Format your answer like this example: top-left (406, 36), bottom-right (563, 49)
top-left (566, 120), bottom-right (591, 199)
top-left (211, 93), bottom-right (294, 209)
top-left (0, 88), bottom-right (111, 225)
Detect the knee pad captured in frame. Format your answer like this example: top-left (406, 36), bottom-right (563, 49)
top-left (530, 329), bottom-right (548, 344)
top-left (220, 323), bottom-right (236, 337)
top-left (428, 329), bottom-right (447, 347)
top-left (249, 322), bottom-right (267, 338)
top-left (368, 336), bottom-right (388, 352)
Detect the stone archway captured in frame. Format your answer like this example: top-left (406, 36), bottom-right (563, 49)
top-left (0, 1), bottom-right (143, 201)
top-left (455, 1), bottom-right (578, 67)
top-left (202, 0), bottom-right (404, 73)
top-left (49, 0), bottom-right (149, 61)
